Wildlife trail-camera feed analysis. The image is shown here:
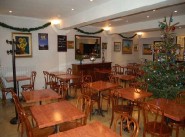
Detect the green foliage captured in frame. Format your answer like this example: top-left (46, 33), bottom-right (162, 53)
top-left (74, 28), bottom-right (104, 35)
top-left (142, 15), bottom-right (185, 99)
top-left (0, 22), bottom-right (51, 32)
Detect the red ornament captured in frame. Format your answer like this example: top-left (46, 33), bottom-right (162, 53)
top-left (172, 26), bottom-right (175, 31)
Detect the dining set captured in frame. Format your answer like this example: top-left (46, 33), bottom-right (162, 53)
top-left (1, 64), bottom-right (185, 137)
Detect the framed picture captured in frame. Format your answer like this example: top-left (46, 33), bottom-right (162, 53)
top-left (38, 33), bottom-right (48, 50)
top-left (114, 42), bottom-right (121, 52)
top-left (143, 44), bottom-right (152, 55)
top-left (102, 42), bottom-right (107, 49)
top-left (67, 41), bottom-right (74, 49)
top-left (122, 39), bottom-right (133, 54)
top-left (12, 33), bottom-right (32, 57)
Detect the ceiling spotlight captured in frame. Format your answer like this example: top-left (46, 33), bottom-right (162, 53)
top-left (71, 8), bottom-right (74, 11)
top-left (174, 10), bottom-right (178, 13)
top-left (178, 26), bottom-right (182, 29)
top-left (9, 10), bottom-right (12, 13)
top-left (90, 0), bottom-right (93, 1)
top-left (153, 9), bottom-right (156, 12)
top-left (147, 16), bottom-right (150, 18)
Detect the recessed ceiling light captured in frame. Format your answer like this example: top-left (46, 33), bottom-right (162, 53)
top-left (174, 10), bottom-right (178, 13)
top-left (90, 0), bottom-right (93, 2)
top-left (71, 8), bottom-right (74, 11)
top-left (179, 26), bottom-right (182, 29)
top-left (9, 10), bottom-right (12, 13)
top-left (147, 16), bottom-right (150, 18)
top-left (153, 9), bottom-right (156, 12)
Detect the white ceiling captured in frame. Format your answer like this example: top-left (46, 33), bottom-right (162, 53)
top-left (0, 0), bottom-right (185, 32)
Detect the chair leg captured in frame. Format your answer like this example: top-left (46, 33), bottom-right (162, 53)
top-left (176, 126), bottom-right (179, 137)
top-left (110, 112), bottom-right (114, 128)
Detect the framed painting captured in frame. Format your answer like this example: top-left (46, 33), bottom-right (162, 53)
top-left (143, 44), bottom-right (152, 55)
top-left (102, 42), bottom-right (107, 49)
top-left (67, 41), bottom-right (74, 49)
top-left (12, 33), bottom-right (32, 57)
top-left (114, 42), bottom-right (121, 52)
top-left (122, 39), bottom-right (133, 54)
top-left (38, 33), bottom-right (48, 50)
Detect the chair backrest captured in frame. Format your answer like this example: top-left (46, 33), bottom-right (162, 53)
top-left (66, 68), bottom-right (72, 74)
top-left (43, 71), bottom-right (50, 83)
top-left (49, 74), bottom-right (58, 90)
top-left (57, 80), bottom-right (68, 99)
top-left (141, 102), bottom-right (166, 135)
top-left (76, 94), bottom-right (91, 125)
top-left (109, 75), bottom-right (119, 84)
top-left (176, 91), bottom-right (185, 104)
top-left (114, 114), bottom-right (139, 137)
top-left (30, 71), bottom-right (37, 89)
top-left (10, 89), bottom-right (33, 137)
top-left (82, 75), bottom-right (92, 83)
top-left (0, 77), bottom-right (5, 89)
top-left (129, 82), bottom-right (148, 92)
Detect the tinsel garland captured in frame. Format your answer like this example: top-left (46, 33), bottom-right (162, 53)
top-left (118, 33), bottom-right (137, 39)
top-left (0, 22), bottom-right (51, 32)
top-left (74, 28), bottom-right (104, 35)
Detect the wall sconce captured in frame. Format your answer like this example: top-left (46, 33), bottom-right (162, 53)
top-left (137, 32), bottom-right (143, 38)
top-left (103, 26), bottom-right (111, 31)
top-left (51, 19), bottom-right (61, 25)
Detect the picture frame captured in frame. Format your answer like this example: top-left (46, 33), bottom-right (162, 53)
top-left (102, 42), bottom-right (107, 49)
top-left (12, 33), bottom-right (32, 57)
top-left (38, 33), bottom-right (48, 50)
top-left (67, 41), bottom-right (74, 49)
top-left (122, 39), bottom-right (133, 54)
top-left (143, 44), bottom-right (152, 55)
top-left (114, 42), bottom-right (121, 52)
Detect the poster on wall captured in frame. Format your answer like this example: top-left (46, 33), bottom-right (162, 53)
top-left (12, 32), bottom-right (32, 57)
top-left (58, 35), bottom-right (67, 52)
top-left (38, 33), bottom-right (48, 50)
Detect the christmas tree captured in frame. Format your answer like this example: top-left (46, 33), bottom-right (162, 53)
top-left (142, 15), bottom-right (185, 99)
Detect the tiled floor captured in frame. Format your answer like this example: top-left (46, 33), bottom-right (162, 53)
top-left (0, 95), bottom-right (184, 137)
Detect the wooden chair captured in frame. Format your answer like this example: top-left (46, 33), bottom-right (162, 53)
top-left (114, 114), bottom-right (139, 137)
top-left (82, 75), bottom-right (93, 83)
top-left (56, 80), bottom-right (69, 100)
top-left (110, 90), bottom-right (133, 128)
top-left (49, 74), bottom-right (59, 90)
top-left (0, 77), bottom-right (13, 105)
top-left (168, 91), bottom-right (185, 137)
top-left (81, 82), bottom-right (100, 120)
top-left (101, 75), bottom-right (120, 111)
top-left (19, 104), bottom-right (54, 137)
top-left (142, 102), bottom-right (172, 137)
top-left (43, 71), bottom-right (53, 89)
top-left (59, 94), bottom-right (91, 132)
top-left (21, 71), bottom-right (36, 91)
top-left (10, 89), bottom-right (34, 137)
top-left (66, 68), bottom-right (72, 74)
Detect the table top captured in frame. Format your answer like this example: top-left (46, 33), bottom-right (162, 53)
top-left (56, 74), bottom-right (80, 80)
top-left (88, 80), bottom-right (119, 91)
top-left (48, 121), bottom-right (120, 137)
top-left (21, 89), bottom-right (61, 103)
top-left (49, 71), bottom-right (66, 76)
top-left (147, 98), bottom-right (185, 121)
top-left (5, 75), bottom-right (30, 82)
top-left (30, 101), bottom-right (85, 128)
top-left (114, 74), bottom-right (136, 81)
top-left (116, 87), bottom-right (153, 101)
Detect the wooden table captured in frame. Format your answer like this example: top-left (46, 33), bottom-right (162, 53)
top-left (21, 89), bottom-right (61, 104)
top-left (146, 98), bottom-right (185, 121)
top-left (5, 75), bottom-right (30, 97)
top-left (30, 101), bottom-right (85, 132)
top-left (116, 87), bottom-right (152, 123)
top-left (88, 81), bottom-right (119, 116)
top-left (116, 87), bottom-right (153, 101)
top-left (49, 71), bottom-right (66, 76)
top-left (114, 74), bottom-right (136, 87)
top-left (48, 121), bottom-right (120, 137)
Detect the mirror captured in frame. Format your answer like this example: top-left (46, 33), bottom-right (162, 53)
top-left (75, 35), bottom-right (101, 59)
